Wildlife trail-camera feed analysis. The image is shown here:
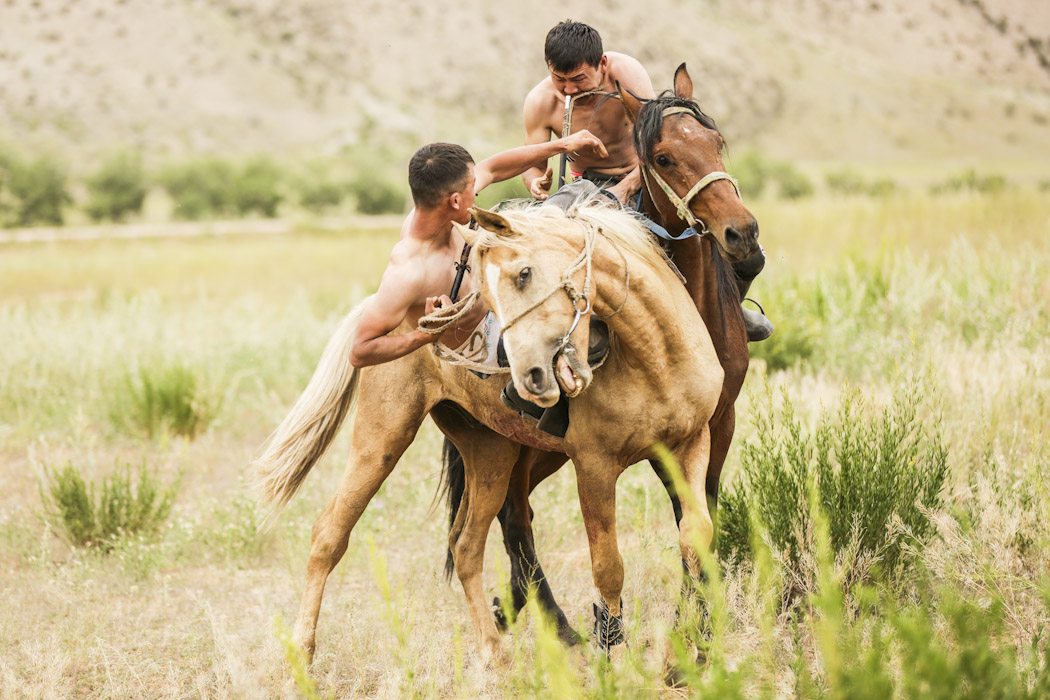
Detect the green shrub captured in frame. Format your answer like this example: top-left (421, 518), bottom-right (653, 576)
top-left (295, 163), bottom-right (347, 213)
top-left (350, 173), bottom-right (406, 215)
top-left (930, 169), bottom-right (1010, 195)
top-left (825, 169), bottom-right (897, 197)
top-left (1038, 179), bottom-right (1050, 192)
top-left (770, 162), bottom-right (814, 199)
top-left (158, 157), bottom-right (236, 220)
top-left (729, 150), bottom-right (772, 199)
top-left (719, 387), bottom-right (948, 591)
top-left (233, 156), bottom-right (284, 217)
top-left (84, 151), bottom-right (148, 222)
top-left (110, 363), bottom-right (219, 439)
top-left (4, 152), bottom-right (72, 226)
top-left (747, 279), bottom-right (823, 372)
top-left (39, 460), bottom-right (177, 551)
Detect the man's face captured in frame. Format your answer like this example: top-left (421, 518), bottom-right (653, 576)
top-left (451, 166), bottom-right (476, 225)
top-left (548, 56), bottom-right (607, 96)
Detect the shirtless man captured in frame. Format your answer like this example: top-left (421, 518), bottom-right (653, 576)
top-left (521, 20), bottom-right (773, 341)
top-left (521, 20), bottom-right (655, 205)
top-left (349, 132), bottom-right (607, 369)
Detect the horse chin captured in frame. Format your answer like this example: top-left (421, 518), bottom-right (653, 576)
top-left (555, 346), bottom-right (591, 397)
top-left (712, 236), bottom-right (755, 265)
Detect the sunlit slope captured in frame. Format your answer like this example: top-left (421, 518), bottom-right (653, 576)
top-left (0, 0), bottom-right (1047, 165)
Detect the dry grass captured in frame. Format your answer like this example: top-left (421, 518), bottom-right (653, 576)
top-left (1, 190), bottom-right (1049, 697)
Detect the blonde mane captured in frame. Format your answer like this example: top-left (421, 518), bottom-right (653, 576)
top-left (470, 197), bottom-right (678, 280)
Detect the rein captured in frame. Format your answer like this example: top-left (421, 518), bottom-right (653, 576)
top-left (639, 106), bottom-right (741, 241)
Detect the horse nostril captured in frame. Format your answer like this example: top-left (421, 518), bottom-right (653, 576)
top-left (525, 367), bottom-right (546, 394)
top-left (724, 226), bottom-right (743, 249)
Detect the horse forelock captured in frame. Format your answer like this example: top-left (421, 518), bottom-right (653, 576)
top-left (633, 91), bottom-right (722, 164)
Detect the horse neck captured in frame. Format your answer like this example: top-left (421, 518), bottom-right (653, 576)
top-left (590, 240), bottom-right (706, 370)
top-left (641, 187), bottom-right (743, 361)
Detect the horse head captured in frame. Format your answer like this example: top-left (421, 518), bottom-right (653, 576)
top-left (619, 64), bottom-right (760, 263)
top-left (457, 207), bottom-right (595, 407)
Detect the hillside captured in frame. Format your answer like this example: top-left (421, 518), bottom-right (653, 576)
top-left (1, 0), bottom-right (1048, 170)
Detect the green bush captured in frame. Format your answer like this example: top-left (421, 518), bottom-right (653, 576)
top-left (825, 169), bottom-right (897, 197)
top-left (770, 162), bottom-right (814, 199)
top-left (930, 169), bottom-right (1010, 195)
top-left (39, 460), bottom-right (177, 551)
top-left (110, 363), bottom-right (219, 439)
top-left (3, 152), bottom-right (72, 226)
top-left (1038, 179), bottom-right (1050, 192)
top-left (84, 151), bottom-right (148, 222)
top-left (729, 150), bottom-right (772, 199)
top-left (295, 163), bottom-right (347, 213)
top-left (350, 172), bottom-right (406, 215)
top-left (233, 156), bottom-right (284, 217)
top-left (719, 387), bottom-right (948, 590)
top-left (158, 157), bottom-right (236, 220)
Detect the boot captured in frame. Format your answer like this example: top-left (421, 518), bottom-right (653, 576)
top-left (742, 298), bottom-right (773, 342)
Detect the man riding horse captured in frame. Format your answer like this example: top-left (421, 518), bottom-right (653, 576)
top-left (522, 20), bottom-right (773, 342)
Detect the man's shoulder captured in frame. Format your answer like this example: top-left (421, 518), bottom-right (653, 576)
top-left (605, 52), bottom-right (647, 78)
top-left (524, 77), bottom-right (559, 111)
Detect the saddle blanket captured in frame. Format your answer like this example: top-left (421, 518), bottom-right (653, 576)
top-left (444, 311), bottom-right (502, 370)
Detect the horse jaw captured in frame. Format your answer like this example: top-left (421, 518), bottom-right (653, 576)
top-left (555, 344), bottom-right (591, 397)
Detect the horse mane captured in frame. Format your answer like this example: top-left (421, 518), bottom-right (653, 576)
top-left (633, 90), bottom-right (723, 163)
top-left (472, 197), bottom-right (677, 280)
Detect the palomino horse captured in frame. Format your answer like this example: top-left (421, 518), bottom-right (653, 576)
top-left (443, 64), bottom-right (758, 642)
top-left (255, 202), bottom-right (725, 663)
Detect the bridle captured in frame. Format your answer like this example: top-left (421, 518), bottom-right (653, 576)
top-left (488, 220), bottom-right (630, 358)
top-left (639, 106), bottom-right (741, 241)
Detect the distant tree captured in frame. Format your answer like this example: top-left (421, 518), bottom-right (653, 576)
top-left (85, 151), bottom-right (148, 222)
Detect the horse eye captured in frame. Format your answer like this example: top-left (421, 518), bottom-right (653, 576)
top-left (655, 154), bottom-right (671, 168)
top-left (517, 267), bottom-right (531, 289)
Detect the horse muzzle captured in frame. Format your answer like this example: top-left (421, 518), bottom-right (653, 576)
top-left (714, 217), bottom-right (760, 263)
top-left (515, 340), bottom-right (592, 408)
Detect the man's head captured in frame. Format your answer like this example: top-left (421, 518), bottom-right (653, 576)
top-left (408, 143), bottom-right (476, 221)
top-left (544, 21), bottom-right (607, 95)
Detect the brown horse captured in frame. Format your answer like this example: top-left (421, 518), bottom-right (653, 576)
top-left (443, 64), bottom-right (757, 642)
top-left (254, 200), bottom-right (729, 664)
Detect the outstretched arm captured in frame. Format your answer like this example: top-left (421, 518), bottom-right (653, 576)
top-left (473, 130), bottom-right (607, 193)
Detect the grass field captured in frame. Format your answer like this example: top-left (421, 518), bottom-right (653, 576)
top-left (1, 189), bottom-right (1049, 698)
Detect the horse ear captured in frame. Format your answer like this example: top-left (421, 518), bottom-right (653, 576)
top-left (470, 207), bottom-right (518, 238)
top-left (673, 63), bottom-right (694, 100)
top-left (617, 80), bottom-right (643, 123)
top-left (453, 220), bottom-right (482, 247)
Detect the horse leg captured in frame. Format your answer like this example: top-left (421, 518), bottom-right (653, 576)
top-left (449, 433), bottom-right (520, 663)
top-left (494, 449), bottom-right (580, 643)
top-left (574, 459), bottom-right (626, 652)
top-left (292, 399), bottom-right (426, 661)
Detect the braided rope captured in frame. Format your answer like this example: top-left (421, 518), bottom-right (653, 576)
top-left (415, 290), bottom-right (482, 336)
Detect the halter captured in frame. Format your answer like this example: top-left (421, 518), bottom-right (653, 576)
top-left (640, 106), bottom-right (741, 240)
top-left (496, 221), bottom-right (599, 357)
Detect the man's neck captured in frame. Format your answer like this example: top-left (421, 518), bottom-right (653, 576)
top-left (408, 207), bottom-right (455, 247)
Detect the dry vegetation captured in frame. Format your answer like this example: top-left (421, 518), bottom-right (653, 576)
top-left (1, 188), bottom-right (1048, 698)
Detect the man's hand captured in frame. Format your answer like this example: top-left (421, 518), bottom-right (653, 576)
top-left (563, 129), bottom-right (608, 159)
top-left (424, 294), bottom-right (453, 316)
top-left (529, 167), bottom-right (553, 200)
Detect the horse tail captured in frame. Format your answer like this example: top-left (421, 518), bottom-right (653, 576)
top-left (440, 437), bottom-right (466, 581)
top-left (253, 302), bottom-right (367, 522)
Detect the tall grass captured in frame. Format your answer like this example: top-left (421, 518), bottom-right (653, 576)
top-left (39, 460), bottom-right (178, 551)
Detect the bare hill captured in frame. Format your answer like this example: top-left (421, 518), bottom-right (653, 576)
top-left (1, 0), bottom-right (1048, 168)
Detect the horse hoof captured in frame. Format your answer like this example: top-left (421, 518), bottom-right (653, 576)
top-left (492, 597), bottom-right (511, 632)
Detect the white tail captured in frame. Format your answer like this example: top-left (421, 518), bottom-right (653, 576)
top-left (254, 301), bottom-right (368, 519)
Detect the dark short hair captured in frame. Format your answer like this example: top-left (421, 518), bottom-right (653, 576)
top-left (544, 21), bottom-right (603, 73)
top-left (408, 143), bottom-right (474, 209)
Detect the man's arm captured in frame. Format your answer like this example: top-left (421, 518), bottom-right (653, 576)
top-left (349, 265), bottom-right (436, 369)
top-left (473, 130), bottom-right (607, 194)
top-left (521, 85), bottom-right (558, 199)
